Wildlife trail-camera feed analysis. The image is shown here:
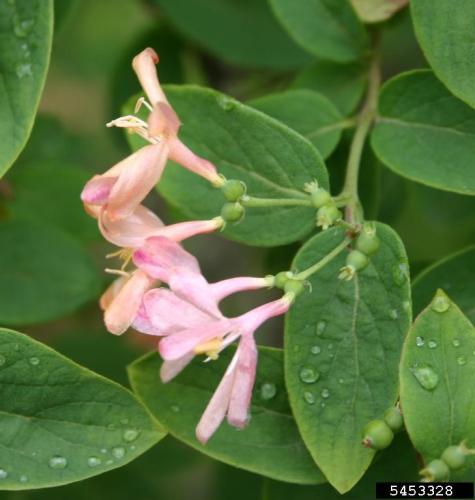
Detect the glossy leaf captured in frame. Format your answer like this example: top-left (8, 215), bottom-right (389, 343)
top-left (249, 90), bottom-right (346, 159)
top-left (269, 0), bottom-right (369, 63)
top-left (0, 0), bottom-right (53, 177)
top-left (285, 224), bottom-right (411, 493)
top-left (292, 59), bottom-right (368, 115)
top-left (0, 328), bottom-right (164, 490)
top-left (128, 346), bottom-right (326, 485)
top-left (400, 290), bottom-right (475, 461)
top-left (0, 220), bottom-right (100, 325)
top-left (372, 70), bottom-right (475, 195)
top-left (149, 0), bottom-right (312, 69)
top-left (411, 0), bottom-right (475, 109)
top-left (350, 0), bottom-right (408, 23)
top-left (413, 247), bottom-right (475, 324)
top-left (125, 85), bottom-right (329, 247)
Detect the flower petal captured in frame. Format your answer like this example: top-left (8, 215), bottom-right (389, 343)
top-left (160, 353), bottom-right (195, 383)
top-left (99, 275), bottom-right (129, 311)
top-left (210, 277), bottom-right (270, 303)
top-left (81, 176), bottom-right (117, 206)
top-left (148, 102), bottom-right (181, 138)
top-left (132, 47), bottom-right (168, 105)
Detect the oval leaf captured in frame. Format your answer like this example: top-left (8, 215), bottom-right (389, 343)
top-left (0, 328), bottom-right (164, 490)
top-left (0, 220), bottom-right (100, 325)
top-left (125, 85), bottom-right (329, 247)
top-left (371, 70), bottom-right (475, 195)
top-left (149, 0), bottom-right (312, 69)
top-left (411, 0), bottom-right (475, 109)
top-left (269, 0), bottom-right (369, 63)
top-left (128, 346), bottom-right (326, 485)
top-left (400, 290), bottom-right (475, 461)
top-left (249, 90), bottom-right (345, 159)
top-left (285, 224), bottom-right (411, 493)
top-left (0, 0), bottom-right (53, 177)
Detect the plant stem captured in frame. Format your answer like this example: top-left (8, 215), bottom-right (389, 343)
top-left (340, 33), bottom-right (381, 223)
top-left (241, 196), bottom-right (312, 208)
top-left (294, 237), bottom-right (351, 281)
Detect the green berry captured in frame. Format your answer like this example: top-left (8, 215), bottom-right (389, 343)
top-left (221, 202), bottom-right (244, 222)
top-left (441, 445), bottom-right (467, 470)
top-left (356, 224), bottom-right (380, 256)
top-left (284, 279), bottom-right (305, 298)
top-left (316, 203), bottom-right (341, 230)
top-left (420, 459), bottom-right (450, 482)
top-left (362, 420), bottom-right (394, 450)
top-left (311, 188), bottom-right (332, 209)
top-left (274, 271), bottom-right (291, 289)
top-left (221, 180), bottom-right (246, 202)
top-left (346, 250), bottom-right (369, 272)
top-left (383, 407), bottom-right (403, 432)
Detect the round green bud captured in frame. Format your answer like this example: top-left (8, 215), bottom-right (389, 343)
top-left (221, 180), bottom-right (246, 202)
top-left (356, 224), bottom-right (380, 256)
top-left (284, 279), bottom-right (305, 297)
top-left (221, 202), bottom-right (244, 222)
top-left (362, 420), bottom-right (394, 450)
top-left (311, 188), bottom-right (332, 209)
top-left (346, 250), bottom-right (369, 272)
top-left (420, 459), bottom-right (450, 482)
top-left (274, 271), bottom-right (291, 289)
top-left (316, 203), bottom-right (341, 230)
top-left (383, 407), bottom-right (403, 432)
top-left (441, 445), bottom-right (467, 470)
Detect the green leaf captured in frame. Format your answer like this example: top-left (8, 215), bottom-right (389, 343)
top-left (128, 346), bottom-right (326, 485)
top-left (292, 59), bottom-right (368, 115)
top-left (0, 220), bottom-right (101, 326)
top-left (413, 247), bottom-right (475, 324)
top-left (0, 0), bottom-right (53, 177)
top-left (350, 0), bottom-right (408, 24)
top-left (285, 224), bottom-right (411, 493)
top-left (269, 0), bottom-right (370, 63)
top-left (125, 85), bottom-right (329, 247)
top-left (371, 70), bottom-right (475, 195)
top-left (148, 0), bottom-right (312, 69)
top-left (411, 0), bottom-right (475, 109)
top-left (249, 90), bottom-right (346, 159)
top-left (400, 290), bottom-right (475, 461)
top-left (262, 434), bottom-right (418, 499)
top-left (0, 328), bottom-right (165, 490)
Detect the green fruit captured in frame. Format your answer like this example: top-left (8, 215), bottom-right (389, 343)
top-left (274, 271), bottom-right (291, 289)
top-left (420, 459), bottom-right (450, 481)
top-left (221, 202), bottom-right (244, 222)
top-left (284, 279), bottom-right (305, 298)
top-left (441, 445), bottom-right (467, 470)
top-left (346, 250), bottom-right (369, 271)
top-left (316, 203), bottom-right (341, 229)
top-left (356, 224), bottom-right (380, 256)
top-left (311, 188), bottom-right (332, 209)
top-left (221, 180), bottom-right (246, 202)
top-left (362, 420), bottom-right (394, 450)
top-left (383, 407), bottom-right (403, 431)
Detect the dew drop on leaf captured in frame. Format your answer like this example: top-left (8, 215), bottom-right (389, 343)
top-left (416, 336), bottom-right (425, 347)
top-left (321, 388), bottom-right (330, 399)
top-left (19, 475), bottom-right (28, 483)
top-left (457, 356), bottom-right (467, 366)
top-left (411, 364), bottom-right (439, 391)
top-left (29, 356), bottom-right (39, 366)
top-left (310, 345), bottom-right (321, 355)
top-left (452, 339), bottom-right (461, 347)
top-left (299, 366), bottom-right (320, 384)
top-left (216, 96), bottom-right (236, 111)
top-left (392, 263), bottom-right (409, 286)
top-left (123, 429), bottom-right (140, 442)
top-left (260, 382), bottom-right (277, 400)
top-left (316, 321), bottom-right (326, 336)
top-left (170, 405), bottom-right (180, 413)
top-left (0, 469), bottom-right (7, 479)
top-left (428, 340), bottom-right (438, 349)
top-left (106, 459), bottom-right (113, 465)
top-left (112, 447), bottom-right (125, 460)
top-left (303, 391), bottom-right (315, 405)
top-left (389, 309), bottom-right (399, 320)
top-left (16, 63), bottom-right (32, 79)
top-left (87, 456), bottom-right (102, 468)
top-left (48, 456), bottom-right (67, 469)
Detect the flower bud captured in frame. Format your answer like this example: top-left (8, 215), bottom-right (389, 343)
top-left (339, 250), bottom-right (369, 281)
top-left (356, 223), bottom-right (380, 256)
top-left (311, 188), bottom-right (332, 209)
top-left (284, 279), bottom-right (305, 298)
top-left (383, 406), bottom-right (403, 432)
top-left (221, 202), bottom-right (244, 222)
top-left (316, 203), bottom-right (341, 230)
top-left (362, 419), bottom-right (394, 450)
top-left (420, 459), bottom-right (450, 482)
top-left (221, 179), bottom-right (246, 202)
top-left (441, 442), bottom-right (475, 470)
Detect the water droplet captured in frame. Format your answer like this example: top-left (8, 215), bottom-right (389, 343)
top-left (129, 445), bottom-right (136, 451)
top-left (120, 418), bottom-right (129, 425)
top-left (457, 356), bottom-right (467, 366)
top-left (402, 301), bottom-right (411, 312)
top-left (303, 391), bottom-right (315, 405)
top-left (452, 339), bottom-right (461, 347)
top-left (321, 388), bottom-right (330, 399)
top-left (316, 321), bottom-right (326, 336)
top-left (170, 405), bottom-right (180, 413)
top-left (123, 429), bottom-right (139, 442)
top-left (217, 96), bottom-right (236, 111)
top-left (432, 292), bottom-right (450, 313)
top-left (29, 356), bottom-right (39, 366)
top-left (428, 340), bottom-right (438, 349)
top-left (392, 263), bottom-right (409, 286)
top-left (260, 382), bottom-right (277, 400)
top-left (19, 475), bottom-right (28, 483)
top-left (13, 16), bottom-right (34, 38)
top-left (411, 365), bottom-right (439, 391)
top-left (328, 343), bottom-right (333, 350)
top-left (112, 447), bottom-right (125, 460)
top-left (389, 309), bottom-right (399, 320)
top-left (299, 366), bottom-right (320, 384)
top-left (106, 459), bottom-right (113, 465)
top-left (100, 448), bottom-right (108, 454)
top-left (310, 345), bottom-right (321, 355)
top-left (321, 402), bottom-right (326, 408)
top-left (16, 63), bottom-right (32, 78)
top-left (87, 456), bottom-right (102, 468)
top-left (0, 469), bottom-right (7, 479)
top-left (416, 336), bottom-right (425, 347)
top-left (48, 456), bottom-right (67, 469)
top-left (0, 355), bottom-right (5, 366)
top-left (338, 378), bottom-right (345, 384)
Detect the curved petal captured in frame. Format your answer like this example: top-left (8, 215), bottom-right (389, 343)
top-left (99, 275), bottom-right (129, 311)
top-left (132, 47), bottom-right (168, 105)
top-left (160, 353), bottom-right (195, 383)
top-left (148, 102), bottom-right (180, 138)
top-left (131, 300), bottom-right (163, 336)
top-left (236, 297), bottom-right (291, 334)
top-left (210, 277), bottom-right (270, 303)
top-left (81, 176), bottom-right (117, 206)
